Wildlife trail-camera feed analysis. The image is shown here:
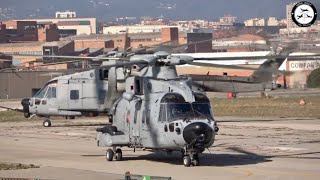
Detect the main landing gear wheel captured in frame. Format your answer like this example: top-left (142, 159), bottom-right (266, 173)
top-left (192, 154), bottom-right (199, 166)
top-left (106, 148), bottom-right (114, 161)
top-left (183, 156), bottom-right (192, 167)
top-left (115, 148), bottom-right (122, 161)
top-left (43, 119), bottom-right (51, 127)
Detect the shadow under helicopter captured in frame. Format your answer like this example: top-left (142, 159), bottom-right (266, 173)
top-left (82, 147), bottom-right (320, 166)
top-left (118, 147), bottom-right (272, 166)
top-left (217, 118), bottom-right (319, 123)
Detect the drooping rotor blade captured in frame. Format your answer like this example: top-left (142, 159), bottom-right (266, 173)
top-left (186, 61), bottom-right (258, 71)
top-left (42, 55), bottom-right (127, 61)
top-left (125, 47), bottom-right (132, 52)
top-left (0, 105), bottom-right (24, 113)
top-left (2, 53), bottom-right (128, 61)
top-left (0, 60), bottom-right (82, 72)
top-left (174, 52), bottom-right (320, 61)
top-left (100, 59), bottom-right (150, 69)
top-left (198, 54), bottom-right (320, 61)
top-left (0, 59), bottom-right (12, 62)
top-left (191, 77), bottom-right (265, 93)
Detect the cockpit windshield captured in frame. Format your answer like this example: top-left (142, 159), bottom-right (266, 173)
top-left (167, 103), bottom-right (193, 121)
top-left (164, 102), bottom-right (213, 122)
top-left (34, 86), bottom-right (49, 98)
top-left (34, 81), bottom-right (57, 98)
top-left (193, 103), bottom-right (212, 119)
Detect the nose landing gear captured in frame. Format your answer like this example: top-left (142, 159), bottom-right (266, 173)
top-left (182, 149), bottom-right (200, 167)
top-left (183, 153), bottom-right (199, 167)
top-left (106, 147), bottom-right (123, 161)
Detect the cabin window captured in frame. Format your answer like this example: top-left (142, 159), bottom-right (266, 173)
top-left (70, 90), bottom-right (79, 100)
top-left (99, 69), bottom-right (109, 80)
top-left (134, 77), bottom-right (143, 95)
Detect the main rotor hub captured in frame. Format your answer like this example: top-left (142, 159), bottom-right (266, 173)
top-left (154, 51), bottom-right (170, 59)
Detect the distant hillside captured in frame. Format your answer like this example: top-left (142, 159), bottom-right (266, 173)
top-left (0, 0), bottom-right (319, 21)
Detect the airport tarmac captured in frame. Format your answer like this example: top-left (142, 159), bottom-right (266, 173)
top-left (0, 117), bottom-right (319, 180)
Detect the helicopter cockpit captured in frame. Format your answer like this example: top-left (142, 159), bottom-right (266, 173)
top-left (159, 93), bottom-right (213, 122)
top-left (34, 81), bottom-right (57, 98)
top-left (31, 81), bottom-right (57, 106)
top-left (34, 81), bottom-right (56, 97)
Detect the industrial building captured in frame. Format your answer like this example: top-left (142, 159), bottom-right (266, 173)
top-left (16, 17), bottom-right (97, 36)
top-left (0, 23), bottom-right (6, 43)
top-left (187, 33), bottom-right (213, 53)
top-left (102, 25), bottom-right (179, 34)
top-left (67, 27), bottom-right (187, 49)
top-left (0, 21), bottom-right (60, 42)
top-left (0, 40), bottom-right (76, 68)
top-left (279, 25), bottom-right (320, 38)
top-left (279, 53), bottom-right (320, 88)
top-left (0, 27), bottom-right (186, 69)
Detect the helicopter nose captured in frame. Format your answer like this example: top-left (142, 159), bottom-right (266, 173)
top-left (183, 122), bottom-right (214, 145)
top-left (21, 98), bottom-right (30, 117)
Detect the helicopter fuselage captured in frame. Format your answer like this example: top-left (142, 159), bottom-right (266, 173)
top-left (96, 73), bottom-right (219, 166)
top-left (22, 68), bottom-right (112, 120)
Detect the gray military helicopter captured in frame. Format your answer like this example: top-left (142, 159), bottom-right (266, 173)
top-left (94, 52), bottom-right (219, 167)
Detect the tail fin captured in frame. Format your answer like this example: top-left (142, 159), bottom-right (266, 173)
top-left (250, 58), bottom-right (286, 82)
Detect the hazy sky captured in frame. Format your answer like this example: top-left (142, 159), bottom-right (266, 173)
top-left (1, 0), bottom-right (319, 21)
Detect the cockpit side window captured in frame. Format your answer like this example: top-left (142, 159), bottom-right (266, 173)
top-left (194, 93), bottom-right (210, 103)
top-left (159, 104), bottom-right (167, 122)
top-left (193, 103), bottom-right (213, 119)
top-left (46, 87), bottom-right (56, 98)
top-left (161, 93), bottom-right (185, 103)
